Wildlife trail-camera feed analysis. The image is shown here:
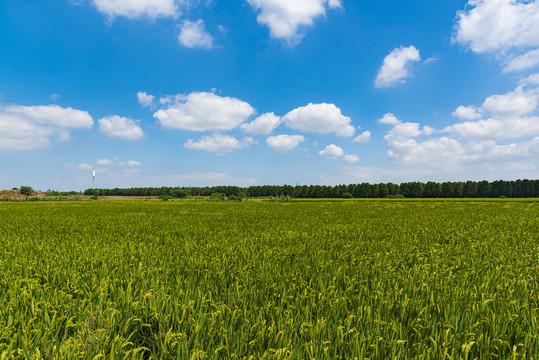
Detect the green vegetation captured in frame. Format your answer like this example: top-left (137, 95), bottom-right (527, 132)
top-left (0, 200), bottom-right (538, 359)
top-left (84, 179), bottom-right (539, 198)
top-left (18, 186), bottom-right (33, 196)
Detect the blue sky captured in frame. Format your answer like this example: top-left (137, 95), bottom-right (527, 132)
top-left (1, 0), bottom-right (539, 191)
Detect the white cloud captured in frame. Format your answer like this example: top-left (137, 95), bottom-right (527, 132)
top-left (283, 103), bottom-right (354, 137)
top-left (480, 88), bottom-right (538, 117)
top-left (382, 109), bottom-right (539, 167)
top-left (344, 154), bottom-right (360, 163)
top-left (64, 163), bottom-right (94, 171)
top-left (387, 122), bottom-right (434, 138)
top-left (378, 113), bottom-right (401, 125)
top-left (0, 104), bottom-right (93, 151)
top-left (96, 158), bottom-right (114, 165)
top-left (521, 73), bottom-right (539, 86)
top-left (77, 163), bottom-right (94, 171)
top-left (184, 134), bottom-right (254, 155)
top-left (319, 144), bottom-right (344, 159)
top-left (327, 0), bottom-right (342, 8)
top-left (154, 92), bottom-right (255, 131)
top-left (178, 19), bottom-right (214, 49)
top-left (5, 104), bottom-right (93, 128)
top-left (452, 105), bottom-right (482, 120)
top-left (446, 83), bottom-right (539, 140)
top-left (352, 131), bottom-right (371, 143)
top-left (444, 116), bottom-right (539, 140)
top-left (452, 0), bottom-right (539, 54)
top-left (98, 115), bottom-right (144, 140)
top-left (241, 112), bottom-right (281, 134)
top-left (504, 49), bottom-right (539, 73)
top-left (375, 45), bottom-right (421, 88)
top-left (266, 134), bottom-right (305, 153)
top-left (247, 0), bottom-right (342, 45)
top-left (118, 160), bottom-right (141, 167)
top-left (92, 0), bottom-right (177, 19)
top-left (137, 91), bottom-right (155, 107)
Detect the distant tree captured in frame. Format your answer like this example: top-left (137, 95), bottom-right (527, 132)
top-left (342, 192), bottom-right (354, 199)
top-left (19, 186), bottom-right (33, 197)
top-left (477, 180), bottom-right (491, 198)
top-left (463, 181), bottom-right (478, 198)
top-left (378, 183), bottom-right (389, 198)
top-left (169, 188), bottom-right (189, 198)
top-left (425, 181), bottom-right (442, 198)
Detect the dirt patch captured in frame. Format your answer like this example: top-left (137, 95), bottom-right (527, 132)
top-left (0, 190), bottom-right (47, 201)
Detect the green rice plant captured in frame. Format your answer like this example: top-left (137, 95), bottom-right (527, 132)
top-left (0, 200), bottom-right (537, 359)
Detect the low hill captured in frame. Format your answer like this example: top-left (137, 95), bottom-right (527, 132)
top-left (0, 190), bottom-right (46, 200)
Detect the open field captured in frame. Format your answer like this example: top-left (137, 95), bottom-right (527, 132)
top-left (1, 200), bottom-right (538, 359)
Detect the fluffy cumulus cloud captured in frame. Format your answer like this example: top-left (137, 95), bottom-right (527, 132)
top-left (137, 91), bottom-right (155, 107)
top-left (0, 104), bottom-right (93, 151)
top-left (445, 117), bottom-right (539, 140)
top-left (453, 0), bottom-right (539, 54)
top-left (178, 19), bottom-right (214, 49)
top-left (452, 105), bottom-right (482, 120)
top-left (344, 154), bottom-right (360, 163)
top-left (241, 113), bottom-right (281, 134)
top-left (266, 134), bottom-right (305, 153)
top-left (352, 131), bottom-right (371, 143)
top-left (378, 79), bottom-right (539, 167)
top-left (375, 46), bottom-right (421, 88)
top-left (184, 134), bottom-right (254, 155)
top-left (98, 115), bottom-right (144, 140)
top-left (480, 88), bottom-right (538, 117)
top-left (381, 108), bottom-right (539, 167)
top-left (453, 0), bottom-right (539, 74)
top-left (378, 113), bottom-right (401, 125)
top-left (154, 92), bottom-right (255, 131)
top-left (283, 103), bottom-right (355, 137)
top-left (319, 144), bottom-right (344, 159)
top-left (247, 0), bottom-right (342, 45)
top-left (445, 84), bottom-right (539, 140)
top-left (92, 0), bottom-right (177, 19)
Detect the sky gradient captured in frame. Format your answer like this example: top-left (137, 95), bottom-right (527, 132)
top-left (1, 0), bottom-right (539, 191)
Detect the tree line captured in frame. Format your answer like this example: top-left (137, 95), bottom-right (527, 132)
top-left (84, 179), bottom-right (539, 198)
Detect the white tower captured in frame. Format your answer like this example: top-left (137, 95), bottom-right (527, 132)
top-left (92, 168), bottom-right (95, 188)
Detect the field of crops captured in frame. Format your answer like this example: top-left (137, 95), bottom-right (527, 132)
top-left (0, 199), bottom-right (538, 359)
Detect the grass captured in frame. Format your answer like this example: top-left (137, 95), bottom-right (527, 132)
top-left (0, 200), bottom-right (538, 359)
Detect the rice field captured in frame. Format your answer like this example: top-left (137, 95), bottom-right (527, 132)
top-left (0, 199), bottom-right (538, 359)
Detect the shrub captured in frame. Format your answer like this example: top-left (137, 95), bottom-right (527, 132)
top-left (209, 193), bottom-right (227, 201)
top-left (228, 195), bottom-right (243, 202)
top-left (342, 193), bottom-right (354, 199)
top-left (386, 194), bottom-right (405, 199)
top-left (269, 194), bottom-right (291, 203)
top-left (159, 195), bottom-right (174, 201)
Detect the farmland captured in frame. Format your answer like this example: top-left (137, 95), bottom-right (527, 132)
top-left (0, 200), bottom-right (538, 359)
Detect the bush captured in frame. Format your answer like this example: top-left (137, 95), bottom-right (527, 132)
top-left (159, 195), bottom-right (174, 201)
top-left (209, 193), bottom-right (227, 201)
top-left (342, 193), bottom-right (354, 199)
top-left (386, 194), bottom-right (405, 199)
top-left (269, 194), bottom-right (291, 203)
top-left (228, 195), bottom-right (243, 202)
